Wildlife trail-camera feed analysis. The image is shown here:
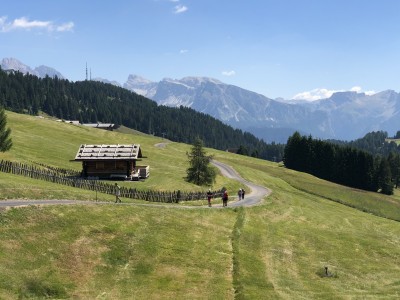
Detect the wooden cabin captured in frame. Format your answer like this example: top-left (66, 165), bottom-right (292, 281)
top-left (74, 144), bottom-right (148, 180)
top-left (81, 123), bottom-right (116, 131)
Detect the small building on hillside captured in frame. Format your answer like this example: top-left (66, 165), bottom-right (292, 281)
top-left (63, 120), bottom-right (80, 125)
top-left (74, 144), bottom-right (149, 180)
top-left (81, 123), bottom-right (116, 131)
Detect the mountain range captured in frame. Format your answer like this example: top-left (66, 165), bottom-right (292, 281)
top-left (1, 57), bottom-right (64, 80)
top-left (2, 57), bottom-right (400, 143)
top-left (122, 75), bottom-right (400, 142)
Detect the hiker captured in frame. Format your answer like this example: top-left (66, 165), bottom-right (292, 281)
top-left (238, 189), bottom-right (242, 200)
top-left (115, 183), bottom-right (121, 203)
top-left (242, 188), bottom-right (245, 199)
top-left (222, 190), bottom-right (228, 207)
top-left (207, 189), bottom-right (213, 207)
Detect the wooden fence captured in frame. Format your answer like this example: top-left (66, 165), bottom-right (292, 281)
top-left (0, 160), bottom-right (223, 203)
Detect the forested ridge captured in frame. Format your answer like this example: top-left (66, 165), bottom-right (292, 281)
top-left (328, 130), bottom-right (400, 156)
top-left (0, 68), bottom-right (284, 161)
top-left (284, 132), bottom-right (400, 195)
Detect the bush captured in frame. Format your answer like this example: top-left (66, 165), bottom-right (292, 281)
top-left (381, 182), bottom-right (394, 195)
top-left (19, 277), bottom-right (68, 299)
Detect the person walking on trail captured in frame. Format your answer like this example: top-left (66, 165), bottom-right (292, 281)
top-left (222, 190), bottom-right (228, 207)
top-left (238, 189), bottom-right (242, 200)
top-left (207, 189), bottom-right (213, 207)
top-left (115, 183), bottom-right (121, 203)
top-left (242, 188), bottom-right (245, 199)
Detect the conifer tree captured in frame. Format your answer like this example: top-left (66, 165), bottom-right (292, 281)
top-left (186, 137), bottom-right (216, 186)
top-left (376, 158), bottom-right (394, 195)
top-left (0, 107), bottom-right (12, 152)
top-left (236, 145), bottom-right (249, 156)
top-left (388, 153), bottom-right (400, 188)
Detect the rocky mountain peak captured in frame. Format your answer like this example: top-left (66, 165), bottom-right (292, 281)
top-left (1, 57), bottom-right (35, 75)
top-left (126, 74), bottom-right (153, 85)
top-left (1, 57), bottom-right (64, 79)
top-left (179, 76), bottom-right (223, 87)
top-left (35, 65), bottom-right (65, 79)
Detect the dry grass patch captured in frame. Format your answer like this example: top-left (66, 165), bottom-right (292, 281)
top-left (0, 204), bottom-right (237, 299)
top-left (58, 236), bottom-right (107, 286)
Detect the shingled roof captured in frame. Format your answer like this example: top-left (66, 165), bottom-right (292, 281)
top-left (74, 144), bottom-right (142, 161)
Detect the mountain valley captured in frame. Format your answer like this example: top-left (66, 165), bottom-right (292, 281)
top-left (2, 57), bottom-right (400, 143)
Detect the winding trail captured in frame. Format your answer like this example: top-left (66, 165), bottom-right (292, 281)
top-left (0, 143), bottom-right (270, 208)
top-left (0, 160), bottom-right (270, 208)
top-left (0, 199), bottom-right (88, 208)
top-left (211, 160), bottom-right (270, 207)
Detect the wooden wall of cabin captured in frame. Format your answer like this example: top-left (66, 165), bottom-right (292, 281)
top-left (81, 160), bottom-right (136, 178)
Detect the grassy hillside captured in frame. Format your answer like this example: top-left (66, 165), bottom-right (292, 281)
top-left (210, 154), bottom-right (400, 298)
top-left (1, 111), bottom-right (400, 299)
top-left (1, 111), bottom-right (241, 197)
top-left (386, 138), bottom-right (400, 145)
top-left (216, 154), bottom-right (400, 222)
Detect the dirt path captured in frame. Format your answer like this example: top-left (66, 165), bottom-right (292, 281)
top-left (0, 160), bottom-right (270, 208)
top-left (0, 143), bottom-right (270, 208)
top-left (211, 160), bottom-right (270, 207)
top-left (0, 199), bottom-right (89, 208)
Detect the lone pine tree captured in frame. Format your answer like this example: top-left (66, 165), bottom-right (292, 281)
top-left (0, 107), bottom-right (12, 152)
top-left (186, 137), bottom-right (216, 186)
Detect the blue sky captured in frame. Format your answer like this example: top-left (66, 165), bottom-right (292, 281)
top-left (1, 0), bottom-right (400, 100)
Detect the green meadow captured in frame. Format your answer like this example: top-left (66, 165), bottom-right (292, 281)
top-left (386, 138), bottom-right (400, 145)
top-left (1, 111), bottom-right (400, 299)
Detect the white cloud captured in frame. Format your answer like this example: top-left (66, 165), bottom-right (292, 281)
top-left (364, 90), bottom-right (376, 96)
top-left (350, 86), bottom-right (362, 93)
top-left (174, 5), bottom-right (188, 14)
top-left (222, 70), bottom-right (236, 76)
top-left (180, 49), bottom-right (188, 54)
top-left (56, 22), bottom-right (74, 32)
top-left (350, 86), bottom-right (376, 96)
top-left (0, 16), bottom-right (7, 28)
top-left (12, 17), bottom-right (51, 30)
top-left (0, 16), bottom-right (74, 33)
top-left (292, 86), bottom-right (377, 101)
top-left (292, 88), bottom-right (335, 101)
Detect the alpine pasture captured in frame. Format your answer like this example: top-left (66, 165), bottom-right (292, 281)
top-left (1, 111), bottom-right (400, 299)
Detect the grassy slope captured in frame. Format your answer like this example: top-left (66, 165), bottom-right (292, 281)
top-left (0, 111), bottom-right (241, 198)
top-left (212, 154), bottom-right (400, 299)
top-left (1, 111), bottom-right (400, 299)
top-left (386, 138), bottom-right (400, 145)
top-left (0, 205), bottom-right (237, 299)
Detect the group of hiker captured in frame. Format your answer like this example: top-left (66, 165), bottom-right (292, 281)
top-left (206, 188), bottom-right (245, 207)
top-left (114, 182), bottom-right (245, 207)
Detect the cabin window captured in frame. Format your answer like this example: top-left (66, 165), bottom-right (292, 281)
top-left (96, 162), bottom-right (104, 170)
top-left (116, 161), bottom-right (126, 170)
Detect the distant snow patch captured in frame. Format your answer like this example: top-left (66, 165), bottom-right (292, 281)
top-left (292, 86), bottom-right (377, 101)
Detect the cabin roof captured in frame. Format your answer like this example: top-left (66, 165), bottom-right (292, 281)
top-left (74, 144), bottom-right (142, 161)
top-left (82, 123), bottom-right (115, 128)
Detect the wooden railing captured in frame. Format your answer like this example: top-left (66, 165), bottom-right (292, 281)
top-left (0, 160), bottom-right (222, 203)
